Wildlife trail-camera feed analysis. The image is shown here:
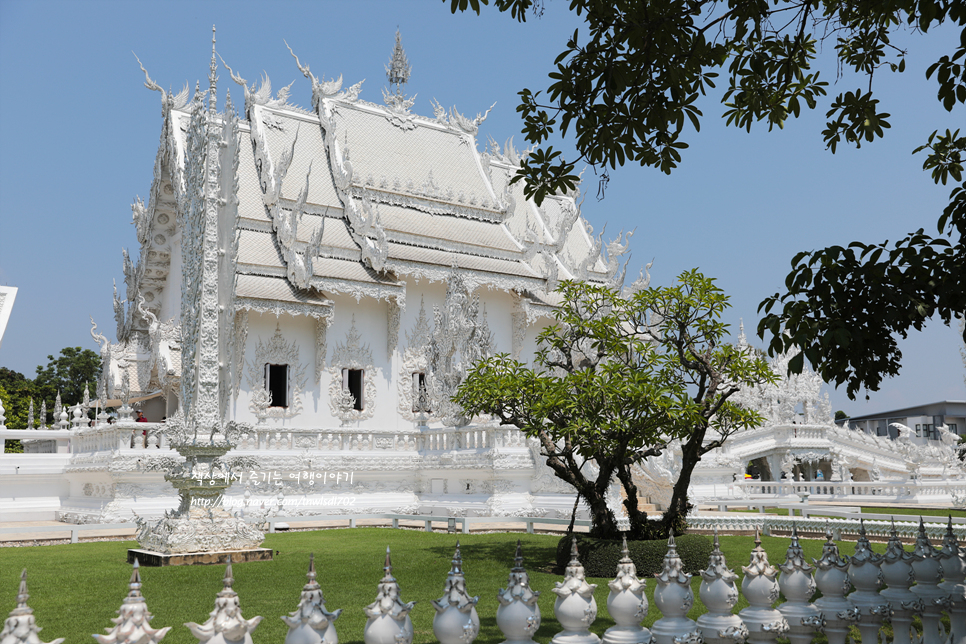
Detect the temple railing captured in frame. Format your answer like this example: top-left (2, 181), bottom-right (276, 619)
top-left (731, 478), bottom-right (966, 501)
top-left (64, 423), bottom-right (529, 454)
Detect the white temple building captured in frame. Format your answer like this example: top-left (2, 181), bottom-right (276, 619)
top-left (12, 31), bottom-right (637, 523)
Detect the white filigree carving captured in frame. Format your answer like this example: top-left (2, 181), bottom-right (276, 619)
top-left (315, 312), bottom-right (333, 385)
top-left (398, 298), bottom-right (436, 422)
top-left (246, 325), bottom-right (308, 421)
top-left (328, 316), bottom-right (377, 422)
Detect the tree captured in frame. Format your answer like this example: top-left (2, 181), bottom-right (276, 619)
top-left (454, 270), bottom-right (775, 538)
top-left (0, 367), bottom-right (34, 429)
top-left (32, 347), bottom-right (100, 423)
top-left (449, 0), bottom-right (966, 397)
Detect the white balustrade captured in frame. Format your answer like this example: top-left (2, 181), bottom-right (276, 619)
top-left (6, 531), bottom-right (966, 644)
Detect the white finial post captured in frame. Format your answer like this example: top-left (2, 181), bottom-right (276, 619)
top-left (1, 569), bottom-right (65, 644)
top-left (550, 538), bottom-right (600, 644)
top-left (697, 530), bottom-right (746, 644)
top-left (496, 540), bottom-right (541, 644)
top-left (603, 534), bottom-right (651, 644)
top-left (282, 554), bottom-right (343, 644)
top-left (432, 541), bottom-right (480, 644)
top-left (364, 547), bottom-right (416, 644)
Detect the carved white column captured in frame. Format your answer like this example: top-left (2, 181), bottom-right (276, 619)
top-left (315, 313), bottom-right (331, 386)
top-left (387, 297), bottom-right (403, 358)
top-left (234, 310), bottom-right (248, 396)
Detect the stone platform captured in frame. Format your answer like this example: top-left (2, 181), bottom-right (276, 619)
top-left (127, 547), bottom-right (274, 567)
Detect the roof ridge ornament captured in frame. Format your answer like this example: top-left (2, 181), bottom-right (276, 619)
top-left (383, 30), bottom-right (416, 116)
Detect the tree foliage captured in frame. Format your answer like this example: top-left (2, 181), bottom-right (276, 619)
top-left (450, 0), bottom-right (966, 397)
top-left (32, 348), bottom-right (100, 424)
top-left (454, 271), bottom-right (775, 538)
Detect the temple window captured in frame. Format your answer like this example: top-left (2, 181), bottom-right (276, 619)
top-left (265, 363), bottom-right (289, 408)
top-left (343, 368), bottom-right (364, 411)
top-left (412, 372), bottom-right (429, 413)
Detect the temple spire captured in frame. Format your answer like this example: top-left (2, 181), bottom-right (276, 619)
top-left (208, 25), bottom-right (218, 116)
top-left (385, 30), bottom-right (411, 95)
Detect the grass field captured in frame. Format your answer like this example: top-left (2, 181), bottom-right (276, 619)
top-left (0, 528), bottom-right (888, 644)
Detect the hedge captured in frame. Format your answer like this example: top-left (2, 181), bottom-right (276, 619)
top-left (556, 533), bottom-right (713, 578)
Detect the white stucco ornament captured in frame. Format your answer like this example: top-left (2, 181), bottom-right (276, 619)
top-left (0, 570), bottom-right (65, 644)
top-left (937, 518), bottom-right (966, 644)
top-left (282, 554), bottom-right (343, 644)
top-left (910, 518), bottom-right (948, 644)
top-left (738, 529), bottom-right (787, 644)
top-left (603, 535), bottom-right (652, 644)
top-left (879, 520), bottom-right (917, 644)
top-left (185, 559), bottom-right (262, 644)
top-left (809, 526), bottom-right (855, 644)
top-left (846, 520), bottom-right (888, 644)
top-left (651, 535), bottom-right (702, 644)
top-left (94, 559), bottom-right (171, 644)
top-left (551, 538), bottom-right (600, 644)
top-left (432, 542), bottom-right (480, 644)
top-left (496, 540), bottom-right (541, 644)
top-left (363, 548), bottom-right (415, 644)
top-left (696, 531), bottom-right (745, 644)
top-left (777, 526), bottom-right (819, 644)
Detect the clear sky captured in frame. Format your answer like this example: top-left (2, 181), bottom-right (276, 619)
top-left (0, 0), bottom-right (962, 417)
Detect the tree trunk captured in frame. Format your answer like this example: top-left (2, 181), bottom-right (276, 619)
top-left (661, 428), bottom-right (707, 536)
top-left (615, 464), bottom-right (654, 539)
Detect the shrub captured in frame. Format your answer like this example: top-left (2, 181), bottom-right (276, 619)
top-left (556, 533), bottom-right (713, 577)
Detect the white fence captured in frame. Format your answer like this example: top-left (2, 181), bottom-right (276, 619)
top-left (4, 523), bottom-right (965, 644)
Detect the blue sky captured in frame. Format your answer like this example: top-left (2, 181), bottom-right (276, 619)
top-left (0, 0), bottom-right (962, 416)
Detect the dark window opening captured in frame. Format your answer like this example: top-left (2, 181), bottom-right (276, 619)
top-left (265, 364), bottom-right (288, 408)
top-left (412, 372), bottom-right (430, 412)
top-left (345, 369), bottom-right (364, 411)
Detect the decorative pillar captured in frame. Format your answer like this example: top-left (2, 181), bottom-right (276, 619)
top-left (551, 538), bottom-right (600, 644)
top-left (432, 542), bottom-right (480, 644)
top-left (93, 559), bottom-right (170, 644)
top-left (777, 526), bottom-right (820, 644)
top-left (911, 518), bottom-right (948, 644)
top-left (938, 517), bottom-right (966, 644)
top-left (282, 554), bottom-right (342, 644)
top-left (363, 548), bottom-right (415, 644)
top-left (652, 535), bottom-right (702, 644)
top-left (0, 570), bottom-right (64, 644)
top-left (185, 558), bottom-right (261, 644)
top-left (879, 520), bottom-right (918, 644)
top-left (809, 526), bottom-right (856, 644)
top-left (496, 540), bottom-right (541, 644)
top-left (696, 531), bottom-right (746, 644)
top-left (603, 535), bottom-right (651, 644)
top-left (847, 519), bottom-right (889, 644)
top-left (739, 529), bottom-right (788, 644)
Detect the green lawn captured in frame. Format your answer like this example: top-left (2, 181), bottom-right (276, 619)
top-left (0, 529), bottom-right (885, 644)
